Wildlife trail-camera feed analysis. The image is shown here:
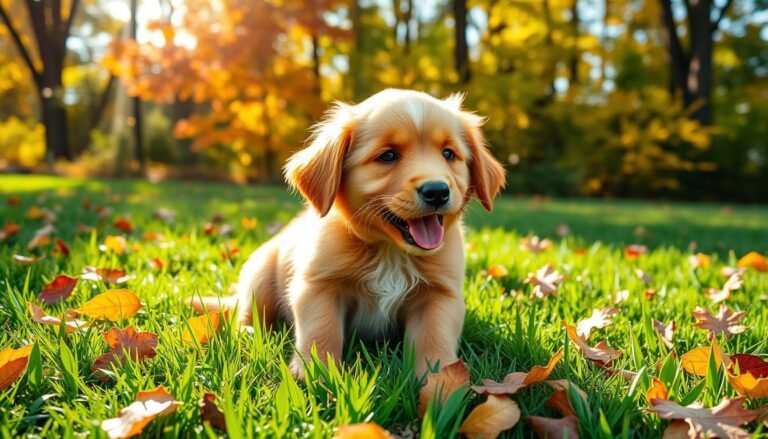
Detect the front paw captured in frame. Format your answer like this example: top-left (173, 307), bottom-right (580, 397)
top-left (289, 354), bottom-right (306, 381)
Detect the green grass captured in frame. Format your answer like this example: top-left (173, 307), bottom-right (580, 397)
top-left (1, 175), bottom-right (766, 438)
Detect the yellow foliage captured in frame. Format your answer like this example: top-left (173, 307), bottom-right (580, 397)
top-left (0, 117), bottom-right (45, 167)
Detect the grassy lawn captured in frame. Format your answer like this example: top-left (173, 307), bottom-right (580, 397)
top-left (1, 174), bottom-right (767, 438)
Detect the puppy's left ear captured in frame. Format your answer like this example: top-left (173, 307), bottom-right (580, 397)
top-left (461, 112), bottom-right (506, 211)
top-left (284, 103), bottom-right (355, 216)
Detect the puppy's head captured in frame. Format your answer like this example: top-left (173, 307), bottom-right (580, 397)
top-left (284, 89), bottom-right (505, 255)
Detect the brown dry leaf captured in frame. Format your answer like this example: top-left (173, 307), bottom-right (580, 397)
top-left (692, 304), bottom-right (747, 341)
top-left (27, 302), bottom-right (88, 333)
top-left (28, 224), bottom-right (55, 250)
top-left (77, 289), bottom-right (142, 321)
top-left (92, 327), bottom-right (158, 380)
top-left (649, 397), bottom-right (756, 439)
top-left (81, 267), bottom-right (130, 284)
top-left (646, 377), bottom-right (669, 402)
top-left (520, 236), bottom-right (552, 253)
top-left (458, 395), bottom-right (520, 439)
top-left (101, 386), bottom-right (182, 439)
top-left (634, 268), bottom-right (653, 285)
top-left (12, 254), bottom-right (45, 265)
top-left (472, 349), bottom-right (563, 395)
top-left (652, 319), bottom-right (676, 349)
top-left (0, 345), bottom-right (33, 391)
top-left (487, 264), bottom-right (508, 279)
top-left (524, 416), bottom-right (579, 439)
top-left (563, 321), bottom-right (621, 366)
top-left (38, 274), bottom-right (78, 305)
top-left (525, 264), bottom-right (565, 299)
top-left (182, 312), bottom-right (221, 345)
top-left (576, 307), bottom-right (618, 340)
top-left (335, 422), bottom-right (392, 438)
top-left (706, 272), bottom-right (743, 304)
top-left (544, 380), bottom-right (589, 417)
top-left (737, 251), bottom-right (767, 272)
top-left (200, 392), bottom-right (227, 432)
top-left (417, 359), bottom-right (470, 417)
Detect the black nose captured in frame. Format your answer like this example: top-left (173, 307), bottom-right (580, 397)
top-left (418, 181), bottom-right (450, 208)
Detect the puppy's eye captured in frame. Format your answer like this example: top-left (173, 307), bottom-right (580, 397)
top-left (377, 149), bottom-right (399, 163)
top-left (442, 148), bottom-right (456, 160)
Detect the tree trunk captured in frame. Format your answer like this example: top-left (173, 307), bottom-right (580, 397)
top-left (453, 0), bottom-right (471, 83)
top-left (684, 0), bottom-right (713, 125)
top-left (350, 0), bottom-right (365, 100)
top-left (569, 0), bottom-right (580, 86)
top-left (41, 87), bottom-right (71, 161)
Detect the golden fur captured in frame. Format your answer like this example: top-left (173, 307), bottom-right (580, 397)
top-left (187, 89), bottom-right (505, 377)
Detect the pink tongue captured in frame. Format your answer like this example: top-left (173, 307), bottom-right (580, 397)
top-left (406, 215), bottom-right (444, 249)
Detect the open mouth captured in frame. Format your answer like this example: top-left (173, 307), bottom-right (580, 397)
top-left (383, 210), bottom-right (445, 250)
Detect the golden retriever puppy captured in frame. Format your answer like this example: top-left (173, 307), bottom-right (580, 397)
top-left (188, 89), bottom-right (505, 378)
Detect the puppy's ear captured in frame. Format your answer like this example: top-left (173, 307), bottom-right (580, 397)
top-left (284, 103), bottom-right (355, 216)
top-left (461, 112), bottom-right (506, 211)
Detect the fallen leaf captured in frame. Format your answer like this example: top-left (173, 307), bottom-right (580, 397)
top-left (92, 327), bottom-right (158, 380)
top-left (54, 238), bottom-right (70, 256)
top-left (634, 268), bottom-right (652, 285)
top-left (705, 272), bottom-right (743, 304)
top-left (458, 395), bottom-right (520, 439)
top-left (612, 289), bottom-right (630, 304)
top-left (142, 232), bottom-right (167, 242)
top-left (737, 251), bottom-right (767, 272)
top-left (335, 422), bottom-right (392, 438)
top-left (114, 217), bottom-right (134, 233)
top-left (625, 244), bottom-right (648, 260)
top-left (487, 264), bottom-right (508, 279)
top-left (721, 266), bottom-right (746, 278)
top-left (472, 349), bottom-right (563, 395)
top-left (241, 217), bottom-right (257, 229)
top-left (576, 307), bottom-right (618, 340)
top-left (644, 289), bottom-right (657, 300)
top-left (81, 267), bottom-right (130, 284)
top-left (692, 304), bottom-right (747, 341)
top-left (646, 377), bottom-right (669, 402)
top-left (28, 224), bottom-right (55, 250)
top-left (649, 397), bottom-right (756, 439)
top-left (1, 220), bottom-right (21, 240)
top-left (520, 236), bottom-right (552, 253)
top-left (101, 386), bottom-right (182, 439)
top-left (200, 392), bottom-right (227, 432)
top-left (27, 302), bottom-right (88, 332)
top-left (689, 253), bottom-right (712, 269)
top-left (151, 258), bottom-right (165, 270)
top-left (0, 345), bottom-right (33, 391)
top-left (12, 254), bottom-right (45, 265)
top-left (681, 347), bottom-right (712, 376)
top-left (77, 289), bottom-right (142, 321)
top-left (25, 206), bottom-right (44, 220)
top-left (182, 312), bottom-right (221, 345)
top-left (653, 319), bottom-right (676, 349)
top-left (525, 264), bottom-right (565, 299)
top-left (38, 275), bottom-right (78, 305)
top-left (563, 321), bottom-right (621, 366)
top-left (524, 416), bottom-right (579, 439)
top-left (102, 235), bottom-right (128, 254)
top-left (544, 380), bottom-right (589, 417)
top-left (418, 359), bottom-right (470, 417)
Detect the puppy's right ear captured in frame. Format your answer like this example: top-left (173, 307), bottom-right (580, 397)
top-left (284, 103), bottom-right (355, 216)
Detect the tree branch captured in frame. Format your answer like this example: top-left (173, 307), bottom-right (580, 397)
top-left (711, 0), bottom-right (734, 33)
top-left (0, 3), bottom-right (42, 88)
top-left (64, 0), bottom-right (79, 37)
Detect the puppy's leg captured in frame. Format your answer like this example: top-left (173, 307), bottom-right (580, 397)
top-left (233, 241), bottom-right (280, 326)
top-left (405, 291), bottom-right (465, 377)
top-left (289, 283), bottom-right (345, 379)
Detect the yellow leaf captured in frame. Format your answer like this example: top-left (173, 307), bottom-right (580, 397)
top-left (458, 395), bottom-right (521, 439)
top-left (182, 312), bottom-right (221, 345)
top-left (737, 251), bottom-right (767, 272)
top-left (0, 345), bottom-right (33, 391)
top-left (77, 290), bottom-right (142, 321)
top-left (335, 422), bottom-right (393, 438)
top-left (681, 347), bottom-right (712, 376)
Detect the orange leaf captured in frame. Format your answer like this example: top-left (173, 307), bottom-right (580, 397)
top-left (241, 217), bottom-right (257, 229)
top-left (625, 244), bottom-right (648, 260)
top-left (27, 302), bottom-right (88, 333)
top-left (576, 307), bottom-right (618, 340)
top-left (646, 377), bottom-right (669, 402)
top-left (487, 264), bottom-right (508, 279)
top-left (418, 359), bottom-right (470, 417)
top-left (81, 267), bottom-right (129, 284)
top-left (28, 224), bottom-right (54, 250)
top-left (38, 274), bottom-right (78, 305)
top-left (335, 422), bottom-right (392, 438)
top-left (101, 386), bottom-right (182, 439)
top-left (544, 380), bottom-right (588, 417)
top-left (728, 370), bottom-right (768, 399)
top-left (200, 392), bottom-right (227, 432)
top-left (681, 347), bottom-right (712, 376)
top-left (114, 217), bottom-right (134, 233)
top-left (524, 348), bottom-right (564, 385)
top-left (458, 395), bottom-right (520, 439)
top-left (1, 220), bottom-right (21, 239)
top-left (472, 349), bottom-right (563, 395)
top-left (54, 238), bottom-right (70, 256)
top-left (91, 327), bottom-right (158, 381)
top-left (649, 397), bottom-right (756, 439)
top-left (0, 345), bottom-right (33, 391)
top-left (692, 304), bottom-right (747, 341)
top-left (182, 312), bottom-right (221, 345)
top-left (689, 253), bottom-right (712, 269)
top-left (737, 251), bottom-right (767, 272)
top-left (562, 321), bottom-right (621, 366)
top-left (524, 416), bottom-right (579, 439)
top-left (103, 235), bottom-right (128, 254)
top-left (77, 289), bottom-right (142, 321)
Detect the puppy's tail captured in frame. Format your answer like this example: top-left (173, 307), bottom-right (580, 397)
top-left (185, 295), bottom-right (238, 314)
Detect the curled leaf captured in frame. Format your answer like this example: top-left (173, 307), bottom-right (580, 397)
top-left (200, 392), bottom-right (227, 432)
top-left (27, 302), bottom-right (88, 333)
top-left (418, 359), bottom-right (470, 417)
top-left (563, 321), bottom-right (621, 366)
top-left (101, 386), bottom-right (182, 439)
top-left (649, 397), bottom-right (756, 439)
top-left (472, 349), bottom-right (563, 395)
top-left (0, 345), bottom-right (33, 391)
